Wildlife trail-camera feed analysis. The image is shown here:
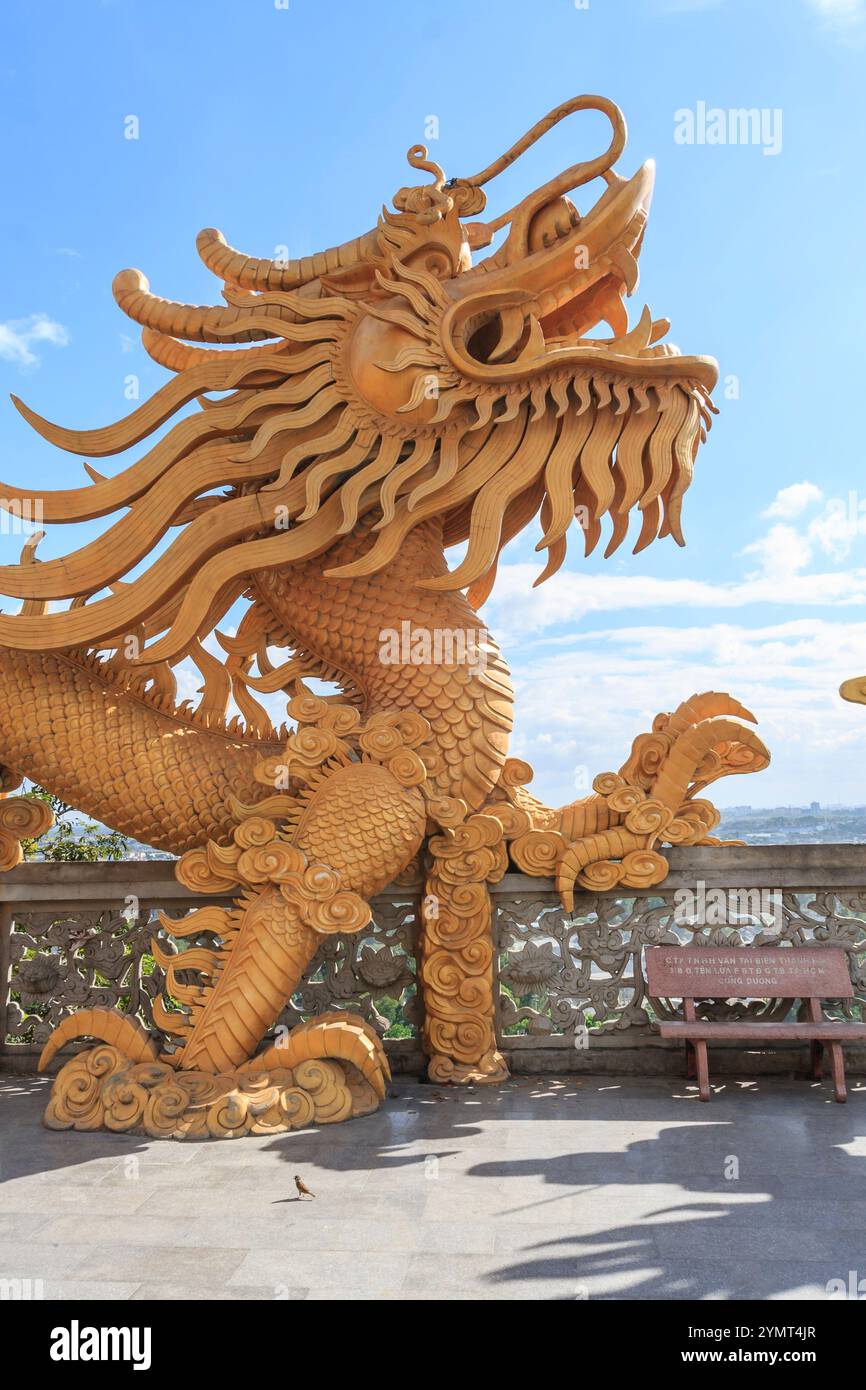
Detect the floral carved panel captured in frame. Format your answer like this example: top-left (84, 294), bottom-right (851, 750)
top-left (7, 907), bottom-right (167, 1049)
top-left (493, 889), bottom-right (866, 1046)
top-left (6, 880), bottom-right (866, 1058)
top-left (6, 894), bottom-right (423, 1054)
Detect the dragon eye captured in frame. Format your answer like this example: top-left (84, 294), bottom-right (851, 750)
top-left (464, 307), bottom-right (541, 366)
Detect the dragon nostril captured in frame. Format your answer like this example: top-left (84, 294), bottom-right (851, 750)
top-left (526, 196), bottom-right (582, 255)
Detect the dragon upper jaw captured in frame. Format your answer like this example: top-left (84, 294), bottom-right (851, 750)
top-left (457, 160), bottom-right (655, 308)
top-left (443, 160), bottom-right (718, 394)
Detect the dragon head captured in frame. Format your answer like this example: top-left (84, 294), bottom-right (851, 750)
top-left (0, 96), bottom-right (717, 663)
top-left (349, 98), bottom-right (715, 424)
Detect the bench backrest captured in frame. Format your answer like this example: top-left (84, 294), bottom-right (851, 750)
top-left (645, 946), bottom-right (852, 1000)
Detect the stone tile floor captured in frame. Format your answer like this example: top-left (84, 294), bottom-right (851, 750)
top-left (1, 1072), bottom-right (864, 1300)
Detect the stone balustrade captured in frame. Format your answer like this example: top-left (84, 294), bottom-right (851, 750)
top-left (3, 845), bottom-right (865, 1076)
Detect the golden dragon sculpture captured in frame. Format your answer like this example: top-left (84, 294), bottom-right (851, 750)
top-left (0, 96), bottom-right (770, 1138)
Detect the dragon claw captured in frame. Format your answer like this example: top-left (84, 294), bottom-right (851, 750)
top-left (42, 1012), bottom-right (390, 1139)
top-left (511, 690), bottom-right (769, 912)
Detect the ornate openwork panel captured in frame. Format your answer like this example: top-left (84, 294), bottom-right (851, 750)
top-left (4, 856), bottom-right (866, 1063)
top-left (7, 906), bottom-right (169, 1050)
top-left (2, 878), bottom-right (422, 1058)
top-left (493, 885), bottom-right (866, 1047)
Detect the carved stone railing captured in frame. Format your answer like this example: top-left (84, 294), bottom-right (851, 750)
top-left (0, 861), bottom-right (426, 1073)
top-left (3, 845), bottom-right (866, 1075)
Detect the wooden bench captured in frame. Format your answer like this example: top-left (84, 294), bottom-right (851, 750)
top-left (645, 946), bottom-right (866, 1103)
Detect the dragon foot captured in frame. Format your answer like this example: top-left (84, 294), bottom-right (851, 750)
top-left (243, 1012), bottom-right (391, 1101)
top-left (493, 691), bottom-right (770, 910)
top-left (42, 1014), bottom-right (385, 1139)
top-left (427, 1052), bottom-right (509, 1086)
top-left (37, 1007), bottom-right (159, 1073)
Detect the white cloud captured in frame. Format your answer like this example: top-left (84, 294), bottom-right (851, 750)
top-left (0, 314), bottom-right (69, 368)
top-left (506, 618), bottom-right (866, 810)
top-left (742, 522), bottom-right (810, 579)
top-left (483, 561), bottom-right (866, 643)
top-left (807, 0), bottom-right (866, 35)
top-left (809, 0), bottom-right (864, 19)
top-left (750, 483), bottom-right (866, 569)
top-left (762, 481), bottom-right (823, 520)
top-left (807, 500), bottom-right (861, 561)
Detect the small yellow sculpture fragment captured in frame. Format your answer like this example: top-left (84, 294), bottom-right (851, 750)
top-left (0, 775), bottom-right (54, 872)
top-left (0, 96), bottom-right (769, 1134)
top-left (841, 676), bottom-right (866, 707)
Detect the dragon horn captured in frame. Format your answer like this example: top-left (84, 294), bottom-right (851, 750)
top-left (112, 269), bottom-right (299, 342)
top-left (140, 328), bottom-right (288, 377)
top-left (196, 226), bottom-right (380, 292)
top-left (38, 1008), bottom-right (159, 1071)
top-left (461, 95), bottom-right (627, 256)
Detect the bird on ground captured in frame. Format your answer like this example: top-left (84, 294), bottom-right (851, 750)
top-left (295, 1175), bottom-right (316, 1200)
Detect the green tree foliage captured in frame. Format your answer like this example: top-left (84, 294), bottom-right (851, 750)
top-left (21, 786), bottom-right (129, 862)
top-left (375, 992), bottom-right (414, 1039)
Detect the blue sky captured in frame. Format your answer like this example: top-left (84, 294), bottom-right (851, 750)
top-left (1, 0), bottom-right (866, 810)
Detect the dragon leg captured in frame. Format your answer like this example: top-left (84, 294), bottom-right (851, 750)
top-left (419, 809), bottom-right (510, 1085)
top-left (39, 701), bottom-right (428, 1137)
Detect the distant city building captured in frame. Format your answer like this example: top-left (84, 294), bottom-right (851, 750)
top-left (717, 804), bottom-right (866, 846)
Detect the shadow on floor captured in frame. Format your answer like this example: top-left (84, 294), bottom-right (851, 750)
top-left (3, 1072), bottom-right (864, 1299)
top-left (257, 1075), bottom-right (866, 1298)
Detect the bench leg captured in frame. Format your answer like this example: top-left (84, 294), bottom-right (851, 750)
top-left (685, 1041), bottom-right (696, 1079)
top-left (810, 1039), bottom-right (824, 1082)
top-left (828, 1042), bottom-right (847, 1103)
top-left (694, 1040), bottom-right (710, 1102)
